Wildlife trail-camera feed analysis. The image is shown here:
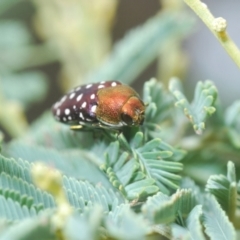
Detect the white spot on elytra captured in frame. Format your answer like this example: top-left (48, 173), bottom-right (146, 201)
top-left (98, 85), bottom-right (105, 89)
top-left (86, 84), bottom-right (92, 89)
top-left (69, 92), bottom-right (75, 99)
top-left (77, 94), bottom-right (83, 102)
top-left (81, 102), bottom-right (87, 108)
top-left (63, 117), bottom-right (67, 121)
top-left (56, 109), bottom-right (61, 116)
top-left (68, 116), bottom-right (72, 120)
top-left (111, 82), bottom-right (117, 87)
top-left (73, 105), bottom-right (76, 109)
top-left (79, 112), bottom-right (84, 119)
top-left (100, 81), bottom-right (105, 84)
top-left (54, 102), bottom-right (60, 109)
top-left (91, 105), bottom-right (97, 113)
top-left (61, 96), bottom-right (67, 103)
top-left (76, 86), bottom-right (81, 91)
top-left (90, 94), bottom-right (95, 99)
top-left (65, 108), bottom-right (70, 115)
top-left (86, 118), bottom-right (92, 122)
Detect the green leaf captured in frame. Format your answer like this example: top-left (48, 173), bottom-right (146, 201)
top-left (203, 195), bottom-right (236, 240)
top-left (206, 161), bottom-right (238, 226)
top-left (125, 178), bottom-right (159, 200)
top-left (0, 213), bottom-right (55, 240)
top-left (63, 176), bottom-right (125, 212)
top-left (106, 204), bottom-right (149, 240)
top-left (0, 195), bottom-right (38, 221)
top-left (227, 161), bottom-right (236, 182)
top-left (0, 155), bottom-right (55, 212)
top-left (64, 206), bottom-right (102, 240)
top-left (0, 154), bottom-right (31, 182)
top-left (0, 20), bottom-right (57, 72)
top-left (176, 189), bottom-right (198, 219)
top-left (142, 189), bottom-right (197, 224)
top-left (186, 205), bottom-right (205, 240)
top-left (169, 78), bottom-right (218, 134)
top-left (156, 140), bottom-right (186, 162)
top-left (22, 113), bottom-right (116, 164)
top-left (115, 157), bottom-right (138, 186)
top-left (102, 141), bottom-right (159, 200)
top-left (137, 137), bottom-right (162, 153)
top-left (0, 188), bottom-right (35, 210)
top-left (129, 131), bottom-right (144, 149)
top-left (0, 172), bottom-right (55, 209)
top-left (181, 177), bottom-right (203, 203)
top-left (105, 141), bottom-right (120, 166)
top-left (5, 141), bottom-right (111, 187)
top-left (151, 224), bottom-right (172, 239)
top-left (143, 78), bottom-right (175, 138)
top-left (133, 136), bottom-right (183, 194)
top-left (103, 133), bottom-right (183, 198)
top-left (1, 43), bottom-right (58, 71)
top-left (21, 112), bottom-right (98, 150)
top-left (171, 223), bottom-right (189, 240)
top-left (101, 146), bottom-right (159, 200)
top-left (0, 72), bottom-right (48, 108)
top-left (0, 20), bottom-right (32, 47)
top-left (206, 174), bottom-right (230, 212)
top-left (225, 101), bottom-right (240, 148)
top-left (87, 11), bottom-right (194, 85)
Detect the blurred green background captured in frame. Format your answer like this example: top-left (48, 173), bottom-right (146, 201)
top-left (0, 0), bottom-right (239, 140)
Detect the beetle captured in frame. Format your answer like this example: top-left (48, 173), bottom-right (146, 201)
top-left (52, 80), bottom-right (145, 130)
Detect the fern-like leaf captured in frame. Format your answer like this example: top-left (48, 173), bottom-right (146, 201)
top-left (0, 189), bottom-right (36, 210)
top-left (186, 205), bottom-right (205, 240)
top-left (0, 172), bottom-right (55, 209)
top-left (206, 161), bottom-right (238, 226)
top-left (63, 176), bottom-right (125, 212)
top-left (0, 213), bottom-right (54, 240)
top-left (64, 205), bottom-right (103, 240)
top-left (87, 11), bottom-right (194, 85)
top-left (225, 101), bottom-right (240, 148)
top-left (0, 195), bottom-right (38, 221)
top-left (131, 132), bottom-right (183, 194)
top-left (169, 78), bottom-right (217, 134)
top-left (203, 195), bottom-right (236, 240)
top-left (142, 189), bottom-right (197, 224)
top-left (0, 154), bottom-right (31, 182)
top-left (102, 141), bottom-right (159, 200)
top-left (142, 78), bottom-right (175, 139)
top-left (22, 112), bottom-right (99, 150)
top-left (5, 142), bottom-right (111, 186)
top-left (102, 133), bottom-right (184, 199)
top-left (106, 204), bottom-right (150, 240)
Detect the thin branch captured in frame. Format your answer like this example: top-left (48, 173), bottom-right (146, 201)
top-left (184, 0), bottom-right (240, 69)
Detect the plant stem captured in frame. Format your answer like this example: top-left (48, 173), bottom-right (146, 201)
top-left (184, 0), bottom-right (240, 69)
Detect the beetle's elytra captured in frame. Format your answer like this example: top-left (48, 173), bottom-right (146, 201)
top-left (52, 80), bottom-right (145, 130)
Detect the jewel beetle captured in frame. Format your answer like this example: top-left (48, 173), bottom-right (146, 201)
top-left (52, 80), bottom-right (145, 130)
